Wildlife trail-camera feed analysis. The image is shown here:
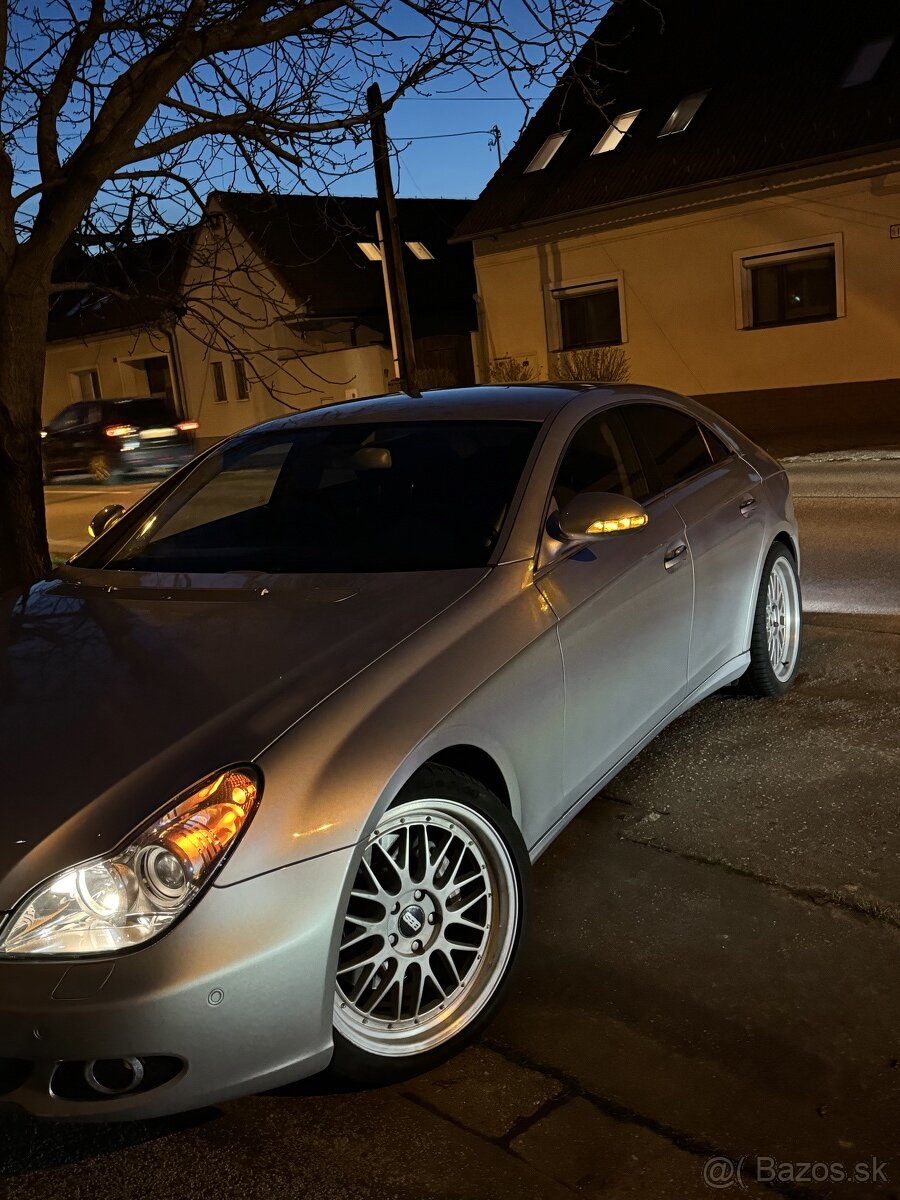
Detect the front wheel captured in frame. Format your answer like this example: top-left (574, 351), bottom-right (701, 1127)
top-left (330, 765), bottom-right (530, 1085)
top-left (741, 543), bottom-right (802, 696)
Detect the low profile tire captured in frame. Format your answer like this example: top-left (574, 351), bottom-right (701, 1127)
top-left (741, 542), bottom-right (802, 697)
top-left (330, 765), bottom-right (531, 1086)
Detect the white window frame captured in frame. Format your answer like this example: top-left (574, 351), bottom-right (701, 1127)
top-left (592, 110), bottom-right (641, 155)
top-left (658, 90), bottom-right (709, 137)
top-left (525, 131), bottom-right (570, 173)
top-left (545, 272), bottom-right (627, 351)
top-left (233, 357), bottom-right (251, 401)
top-left (69, 367), bottom-right (101, 402)
top-left (732, 234), bottom-right (845, 331)
top-left (211, 360), bottom-right (229, 403)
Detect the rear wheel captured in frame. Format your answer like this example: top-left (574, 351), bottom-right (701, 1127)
top-left (330, 765), bottom-right (530, 1085)
top-left (88, 453), bottom-right (121, 485)
top-left (741, 543), bottom-right (802, 696)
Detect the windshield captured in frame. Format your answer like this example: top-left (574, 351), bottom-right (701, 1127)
top-left (93, 420), bottom-right (540, 573)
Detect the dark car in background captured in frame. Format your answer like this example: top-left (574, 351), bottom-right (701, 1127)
top-left (41, 396), bottom-right (198, 484)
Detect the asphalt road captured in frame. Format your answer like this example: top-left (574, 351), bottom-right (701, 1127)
top-left (9, 455), bottom-right (899, 1199)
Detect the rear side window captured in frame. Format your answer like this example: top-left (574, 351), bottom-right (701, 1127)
top-left (552, 408), bottom-right (650, 510)
top-left (700, 425), bottom-right (731, 463)
top-left (624, 404), bottom-right (714, 491)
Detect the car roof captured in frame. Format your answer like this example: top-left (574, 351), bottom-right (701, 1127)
top-left (257, 384), bottom-right (600, 431)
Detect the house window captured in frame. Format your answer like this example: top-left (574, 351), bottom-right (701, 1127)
top-left (592, 110), bottom-right (641, 155)
top-left (72, 368), bottom-right (101, 400)
top-left (524, 131), bottom-right (569, 173)
top-left (211, 361), bottom-right (228, 403)
top-left (233, 358), bottom-right (250, 400)
top-left (744, 245), bottom-right (837, 328)
top-left (405, 241), bottom-right (434, 261)
top-left (841, 35), bottom-right (895, 86)
top-left (357, 241), bottom-right (382, 262)
top-left (658, 90), bottom-right (709, 136)
top-left (555, 283), bottom-right (623, 348)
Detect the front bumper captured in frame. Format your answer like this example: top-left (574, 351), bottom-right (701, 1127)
top-left (0, 845), bottom-right (354, 1120)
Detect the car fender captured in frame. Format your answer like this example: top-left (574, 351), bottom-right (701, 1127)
top-left (216, 562), bottom-right (561, 887)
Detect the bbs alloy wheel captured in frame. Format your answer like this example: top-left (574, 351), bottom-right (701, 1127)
top-left (332, 770), bottom-right (528, 1079)
top-left (742, 543), bottom-right (802, 697)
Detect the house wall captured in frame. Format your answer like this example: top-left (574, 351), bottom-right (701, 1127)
top-left (43, 329), bottom-right (176, 423)
top-left (473, 172), bottom-right (900, 447)
top-left (43, 211), bottom-right (394, 442)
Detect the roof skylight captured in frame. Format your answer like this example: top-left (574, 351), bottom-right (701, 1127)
top-left (658, 90), bottom-right (709, 136)
top-left (405, 241), bottom-right (434, 260)
top-left (841, 35), bottom-right (895, 86)
top-left (357, 241), bottom-right (382, 262)
top-left (592, 109), bottom-right (641, 155)
top-left (524, 131), bottom-right (569, 173)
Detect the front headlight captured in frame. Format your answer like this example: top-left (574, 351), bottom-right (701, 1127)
top-left (0, 767), bottom-right (260, 957)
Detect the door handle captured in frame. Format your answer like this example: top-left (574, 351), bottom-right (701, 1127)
top-left (664, 543), bottom-right (688, 570)
top-left (739, 495), bottom-right (758, 517)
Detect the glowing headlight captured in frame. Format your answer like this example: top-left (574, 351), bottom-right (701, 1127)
top-left (0, 767), bottom-right (260, 957)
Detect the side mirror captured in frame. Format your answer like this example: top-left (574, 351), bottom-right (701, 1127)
top-left (548, 492), bottom-right (649, 543)
top-left (88, 503), bottom-right (125, 540)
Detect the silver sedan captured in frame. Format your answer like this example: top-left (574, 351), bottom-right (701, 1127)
top-left (0, 384), bottom-right (801, 1118)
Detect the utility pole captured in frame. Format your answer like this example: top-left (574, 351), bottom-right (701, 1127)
top-left (367, 82), bottom-right (420, 398)
top-left (489, 125), bottom-right (503, 168)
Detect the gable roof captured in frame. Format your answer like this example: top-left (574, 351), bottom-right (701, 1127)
top-left (215, 192), bottom-right (476, 337)
top-left (454, 0), bottom-right (900, 241)
top-left (47, 229), bottom-right (195, 342)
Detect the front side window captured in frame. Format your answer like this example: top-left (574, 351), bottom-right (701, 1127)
top-left (557, 285), bottom-right (622, 348)
top-left (745, 247), bottom-right (836, 328)
top-left (624, 404), bottom-right (714, 491)
top-left (552, 409), bottom-right (649, 511)
top-left (87, 420), bottom-right (540, 574)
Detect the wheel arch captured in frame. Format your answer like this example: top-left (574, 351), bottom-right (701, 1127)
top-left (417, 744), bottom-right (512, 812)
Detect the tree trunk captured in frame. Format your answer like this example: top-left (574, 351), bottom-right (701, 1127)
top-left (0, 276), bottom-right (52, 593)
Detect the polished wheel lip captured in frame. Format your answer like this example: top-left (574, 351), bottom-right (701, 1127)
top-left (765, 555), bottom-right (801, 682)
top-left (333, 797), bottom-right (518, 1058)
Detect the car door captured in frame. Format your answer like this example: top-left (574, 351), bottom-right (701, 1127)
top-left (69, 402), bottom-right (103, 473)
top-left (42, 404), bottom-right (82, 472)
top-left (534, 407), bottom-right (693, 817)
top-left (623, 403), bottom-right (766, 693)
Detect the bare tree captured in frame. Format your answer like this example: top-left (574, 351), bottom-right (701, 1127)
top-left (0, 0), bottom-right (601, 591)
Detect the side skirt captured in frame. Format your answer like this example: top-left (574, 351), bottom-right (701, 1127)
top-left (528, 652), bottom-right (750, 862)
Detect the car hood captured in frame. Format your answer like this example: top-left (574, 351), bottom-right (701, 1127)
top-left (0, 566), bottom-right (486, 908)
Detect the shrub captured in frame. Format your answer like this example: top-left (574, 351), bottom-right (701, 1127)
top-left (552, 345), bottom-right (630, 383)
top-left (488, 356), bottom-right (538, 384)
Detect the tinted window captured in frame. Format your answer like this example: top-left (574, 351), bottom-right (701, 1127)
top-left (701, 425), bottom-right (731, 463)
top-left (553, 409), bottom-right (649, 510)
top-left (110, 398), bottom-right (177, 427)
top-left (625, 405), bottom-right (713, 490)
top-left (47, 406), bottom-right (81, 432)
top-left (95, 421), bottom-right (540, 574)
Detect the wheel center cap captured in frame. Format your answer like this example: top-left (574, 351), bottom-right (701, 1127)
top-left (398, 904), bottom-right (426, 939)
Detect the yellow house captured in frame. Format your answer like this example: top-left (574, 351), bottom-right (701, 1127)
top-left (454, 0), bottom-right (900, 452)
top-left (45, 193), bottom-right (477, 446)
